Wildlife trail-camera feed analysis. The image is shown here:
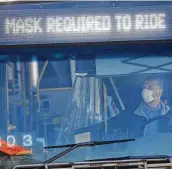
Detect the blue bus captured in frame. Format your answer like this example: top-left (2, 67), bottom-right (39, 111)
top-left (0, 1), bottom-right (172, 169)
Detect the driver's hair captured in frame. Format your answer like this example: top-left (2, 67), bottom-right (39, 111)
top-left (145, 76), bottom-right (163, 90)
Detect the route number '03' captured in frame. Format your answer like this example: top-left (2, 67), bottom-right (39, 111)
top-left (0, 134), bottom-right (33, 147)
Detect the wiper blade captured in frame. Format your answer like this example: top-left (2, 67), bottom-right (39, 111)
top-left (85, 155), bottom-right (170, 162)
top-left (43, 138), bottom-right (135, 164)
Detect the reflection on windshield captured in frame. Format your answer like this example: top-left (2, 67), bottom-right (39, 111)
top-left (1, 44), bottom-right (172, 167)
top-left (59, 74), bottom-right (172, 144)
top-left (58, 76), bottom-right (104, 145)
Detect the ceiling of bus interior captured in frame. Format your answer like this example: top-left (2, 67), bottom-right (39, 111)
top-left (0, 43), bottom-right (172, 61)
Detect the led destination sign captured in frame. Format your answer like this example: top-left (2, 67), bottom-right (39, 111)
top-left (0, 4), bottom-right (172, 45)
top-left (6, 14), bottom-right (166, 34)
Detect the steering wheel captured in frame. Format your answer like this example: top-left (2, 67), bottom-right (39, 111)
top-left (139, 109), bottom-right (172, 136)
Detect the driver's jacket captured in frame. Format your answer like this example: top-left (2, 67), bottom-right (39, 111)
top-left (130, 100), bottom-right (171, 137)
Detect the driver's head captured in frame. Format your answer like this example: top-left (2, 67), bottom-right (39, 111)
top-left (142, 76), bottom-right (163, 104)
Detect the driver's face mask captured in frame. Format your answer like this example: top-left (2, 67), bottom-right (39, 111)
top-left (142, 89), bottom-right (155, 103)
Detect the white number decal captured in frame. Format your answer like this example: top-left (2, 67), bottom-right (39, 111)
top-left (23, 134), bottom-right (32, 147)
top-left (37, 138), bottom-right (45, 147)
top-left (7, 135), bottom-right (16, 147)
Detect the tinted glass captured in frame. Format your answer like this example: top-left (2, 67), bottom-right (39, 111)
top-left (0, 43), bottom-right (172, 168)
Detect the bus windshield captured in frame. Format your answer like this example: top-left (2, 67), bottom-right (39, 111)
top-left (0, 43), bottom-right (172, 168)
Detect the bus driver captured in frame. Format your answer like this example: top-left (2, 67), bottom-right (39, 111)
top-left (134, 76), bottom-right (170, 136)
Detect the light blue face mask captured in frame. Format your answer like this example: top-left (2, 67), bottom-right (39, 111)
top-left (142, 89), bottom-right (155, 103)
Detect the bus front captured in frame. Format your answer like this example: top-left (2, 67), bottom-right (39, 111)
top-left (0, 1), bottom-right (172, 169)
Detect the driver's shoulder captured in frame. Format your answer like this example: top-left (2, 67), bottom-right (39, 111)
top-left (130, 102), bottom-right (148, 125)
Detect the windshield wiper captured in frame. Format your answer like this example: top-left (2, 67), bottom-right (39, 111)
top-left (43, 138), bottom-right (135, 164)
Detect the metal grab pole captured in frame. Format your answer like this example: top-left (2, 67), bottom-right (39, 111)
top-left (36, 61), bottom-right (48, 112)
top-left (21, 62), bottom-right (27, 131)
top-left (6, 63), bottom-right (9, 114)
